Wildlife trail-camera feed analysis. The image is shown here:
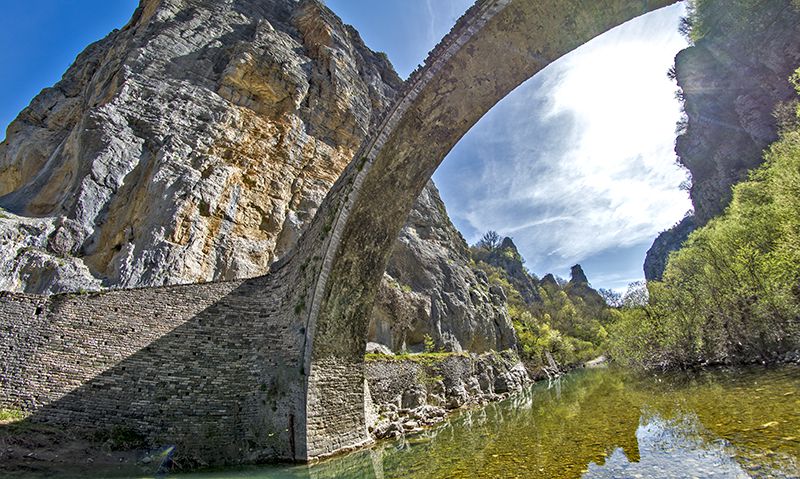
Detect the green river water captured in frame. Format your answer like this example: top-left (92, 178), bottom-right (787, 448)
top-left (168, 365), bottom-right (799, 479)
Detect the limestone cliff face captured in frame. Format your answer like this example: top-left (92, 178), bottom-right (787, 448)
top-left (0, 0), bottom-right (401, 293)
top-left (473, 237), bottom-right (541, 305)
top-left (0, 0), bottom-right (516, 356)
top-left (563, 264), bottom-right (606, 309)
top-left (369, 182), bottom-right (518, 354)
top-left (643, 215), bottom-right (696, 281)
top-left (645, 0), bottom-right (800, 280)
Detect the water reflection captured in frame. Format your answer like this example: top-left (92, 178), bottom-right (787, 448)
top-left (585, 414), bottom-right (753, 478)
top-left (171, 366), bottom-right (799, 479)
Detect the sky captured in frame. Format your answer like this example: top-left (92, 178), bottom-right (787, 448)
top-left (328, 1), bottom-right (692, 291)
top-left (0, 1), bottom-right (691, 292)
top-left (0, 0), bottom-right (138, 135)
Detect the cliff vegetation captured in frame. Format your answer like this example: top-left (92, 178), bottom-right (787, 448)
top-left (470, 234), bottom-right (615, 370)
top-left (609, 67), bottom-right (800, 369)
top-left (644, 0), bottom-right (800, 280)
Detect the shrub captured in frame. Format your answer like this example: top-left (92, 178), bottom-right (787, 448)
top-left (608, 70), bottom-right (800, 368)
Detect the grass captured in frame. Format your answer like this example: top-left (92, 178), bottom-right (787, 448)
top-left (0, 409), bottom-right (28, 424)
top-left (365, 351), bottom-right (468, 365)
top-left (386, 276), bottom-right (413, 294)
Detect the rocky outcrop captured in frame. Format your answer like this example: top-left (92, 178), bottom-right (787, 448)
top-left (472, 237), bottom-right (541, 304)
top-left (645, 0), bottom-right (800, 280)
top-left (676, 1), bottom-right (800, 223)
top-left (644, 215), bottom-right (696, 281)
top-left (564, 264), bottom-right (605, 307)
top-left (364, 351), bottom-right (530, 440)
top-left (368, 182), bottom-right (518, 353)
top-left (0, 0), bottom-right (518, 359)
top-left (0, 0), bottom-right (401, 293)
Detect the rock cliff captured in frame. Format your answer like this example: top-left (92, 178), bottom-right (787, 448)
top-left (0, 0), bottom-right (401, 293)
top-left (365, 351), bottom-right (530, 440)
top-left (471, 237), bottom-right (541, 305)
top-left (0, 0), bottom-right (517, 354)
top-left (564, 264), bottom-right (605, 308)
top-left (369, 182), bottom-right (518, 353)
top-left (645, 0), bottom-right (800, 280)
top-left (643, 215), bottom-right (696, 281)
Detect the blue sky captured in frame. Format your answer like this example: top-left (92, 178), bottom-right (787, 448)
top-left (0, 1), bottom-right (691, 291)
top-left (0, 0), bottom-right (138, 135)
top-left (327, 1), bottom-right (692, 291)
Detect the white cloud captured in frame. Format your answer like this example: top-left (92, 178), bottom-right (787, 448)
top-left (434, 4), bottom-right (692, 284)
top-left (424, 0), bottom-right (436, 44)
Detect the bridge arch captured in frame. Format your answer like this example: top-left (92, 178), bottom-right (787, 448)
top-left (295, 0), bottom-right (679, 459)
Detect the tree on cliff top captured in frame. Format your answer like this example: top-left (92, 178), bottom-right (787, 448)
top-left (476, 230), bottom-right (501, 251)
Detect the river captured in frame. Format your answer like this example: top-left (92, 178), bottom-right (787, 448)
top-left (167, 365), bottom-right (799, 479)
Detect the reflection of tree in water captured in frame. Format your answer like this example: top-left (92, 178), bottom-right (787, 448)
top-left (584, 412), bottom-right (799, 479)
top-left (627, 366), bottom-right (800, 477)
top-left (361, 368), bottom-right (643, 479)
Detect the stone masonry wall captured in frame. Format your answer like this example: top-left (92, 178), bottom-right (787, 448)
top-left (364, 352), bottom-right (530, 440)
top-left (0, 265), bottom-right (309, 465)
top-left (1, 0), bottom-right (681, 467)
top-left (298, 0), bottom-right (675, 460)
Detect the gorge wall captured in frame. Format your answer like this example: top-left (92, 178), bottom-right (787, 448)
top-left (0, 0), bottom-right (513, 354)
top-left (371, 182), bottom-right (517, 354)
top-left (1, 0), bottom-right (696, 466)
top-left (0, 0), bottom-right (401, 294)
top-left (645, 0), bottom-right (800, 280)
top-left (365, 351), bottom-right (529, 440)
top-left (0, 0), bottom-right (526, 467)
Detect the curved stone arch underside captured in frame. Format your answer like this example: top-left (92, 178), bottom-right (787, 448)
top-left (292, 0), bottom-right (679, 459)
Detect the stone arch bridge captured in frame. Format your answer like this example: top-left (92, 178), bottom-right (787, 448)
top-left (0, 0), bottom-right (676, 465)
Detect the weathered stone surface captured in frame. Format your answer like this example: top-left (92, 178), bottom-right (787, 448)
top-left (370, 182), bottom-right (517, 353)
top-left (1, 0), bottom-right (682, 465)
top-left (365, 342), bottom-right (393, 356)
top-left (364, 351), bottom-right (530, 439)
top-left (0, 263), bottom-right (307, 466)
top-left (564, 264), bottom-right (606, 308)
top-left (644, 214), bottom-right (696, 281)
top-left (301, 0), bottom-right (676, 457)
top-left (473, 236), bottom-right (541, 304)
top-left (0, 0), bottom-right (512, 370)
top-left (676, 1), bottom-right (800, 223)
top-left (645, 0), bottom-right (800, 279)
top-left (0, 0), bottom-right (400, 294)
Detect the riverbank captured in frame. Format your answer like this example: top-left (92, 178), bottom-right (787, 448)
top-left (173, 363), bottom-right (800, 478)
top-left (364, 350), bottom-right (530, 440)
top-left (4, 359), bottom-right (798, 478)
top-left (0, 350), bottom-right (531, 478)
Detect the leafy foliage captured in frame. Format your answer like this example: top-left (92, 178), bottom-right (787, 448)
top-left (598, 288), bottom-right (623, 308)
top-left (682, 0), bottom-right (768, 43)
top-left (470, 237), bottom-right (613, 369)
top-left (0, 409), bottom-right (26, 424)
top-left (476, 230), bottom-right (502, 251)
top-left (609, 69), bottom-right (800, 369)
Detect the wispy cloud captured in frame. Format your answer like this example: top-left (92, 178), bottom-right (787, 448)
top-left (424, 0), bottom-right (436, 44)
top-left (434, 4), bottom-right (691, 288)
